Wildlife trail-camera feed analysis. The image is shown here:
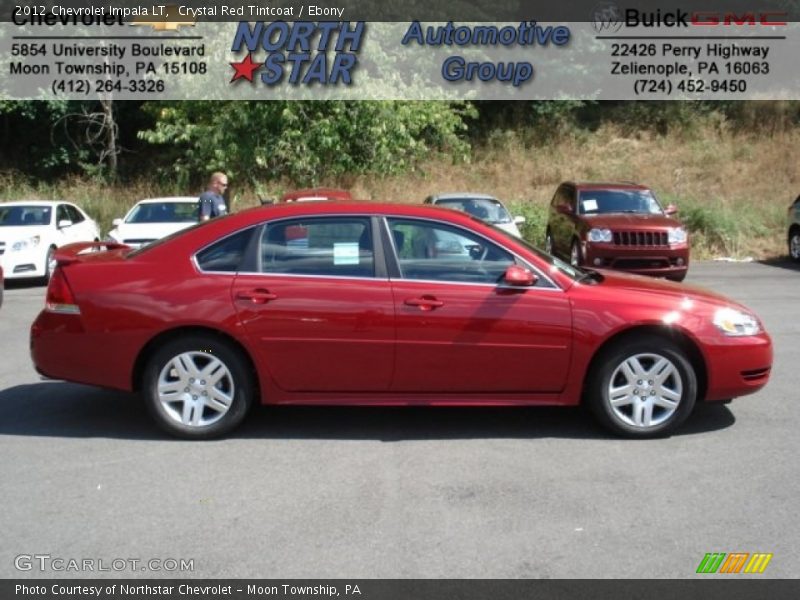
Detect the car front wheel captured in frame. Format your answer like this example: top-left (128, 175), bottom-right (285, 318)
top-left (544, 230), bottom-right (554, 255)
top-left (143, 335), bottom-right (254, 439)
top-left (570, 240), bottom-right (582, 267)
top-left (789, 228), bottom-right (800, 262)
top-left (587, 337), bottom-right (697, 437)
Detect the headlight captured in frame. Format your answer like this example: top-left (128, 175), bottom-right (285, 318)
top-left (11, 235), bottom-right (40, 251)
top-left (588, 228), bottom-right (612, 243)
top-left (668, 227), bottom-right (687, 244)
top-left (713, 308), bottom-right (761, 336)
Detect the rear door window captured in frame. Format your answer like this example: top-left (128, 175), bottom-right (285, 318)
top-left (260, 217), bottom-right (375, 278)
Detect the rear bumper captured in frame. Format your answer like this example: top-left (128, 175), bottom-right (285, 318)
top-left (583, 242), bottom-right (689, 278)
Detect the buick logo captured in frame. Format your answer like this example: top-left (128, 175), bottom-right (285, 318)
top-left (592, 2), bottom-right (623, 33)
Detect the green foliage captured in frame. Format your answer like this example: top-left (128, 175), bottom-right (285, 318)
top-left (506, 200), bottom-right (548, 247)
top-left (138, 101), bottom-right (475, 185)
top-left (663, 194), bottom-right (784, 257)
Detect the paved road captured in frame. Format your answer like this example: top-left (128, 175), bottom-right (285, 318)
top-left (1, 261), bottom-right (798, 579)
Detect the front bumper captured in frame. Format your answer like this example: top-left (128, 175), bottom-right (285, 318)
top-left (583, 241), bottom-right (689, 278)
top-left (702, 332), bottom-right (773, 401)
top-left (0, 246), bottom-right (46, 279)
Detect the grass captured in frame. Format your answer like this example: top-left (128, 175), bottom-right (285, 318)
top-left (1, 124), bottom-right (796, 259)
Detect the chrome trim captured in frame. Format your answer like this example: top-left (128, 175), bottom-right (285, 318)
top-left (192, 212), bottom-right (563, 291)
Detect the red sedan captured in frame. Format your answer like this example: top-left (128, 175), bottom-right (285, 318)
top-left (31, 203), bottom-right (772, 439)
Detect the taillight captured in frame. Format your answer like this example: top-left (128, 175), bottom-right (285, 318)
top-left (46, 267), bottom-right (80, 314)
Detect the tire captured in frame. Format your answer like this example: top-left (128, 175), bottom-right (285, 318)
top-left (570, 239), bottom-right (582, 267)
top-left (143, 335), bottom-right (254, 439)
top-left (586, 336), bottom-right (697, 438)
top-left (789, 228), bottom-right (800, 262)
top-left (544, 230), bottom-right (554, 255)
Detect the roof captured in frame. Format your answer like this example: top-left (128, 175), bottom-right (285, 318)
top-left (569, 182), bottom-right (651, 191)
top-left (280, 188), bottom-right (353, 202)
top-left (429, 192), bottom-right (499, 201)
top-left (136, 197), bottom-right (198, 204)
top-left (0, 200), bottom-right (69, 207)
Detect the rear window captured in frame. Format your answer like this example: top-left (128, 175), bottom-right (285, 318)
top-left (195, 228), bottom-right (255, 272)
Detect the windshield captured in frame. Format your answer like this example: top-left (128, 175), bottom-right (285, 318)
top-left (578, 190), bottom-right (663, 215)
top-left (436, 198), bottom-right (512, 224)
top-left (484, 219), bottom-right (584, 281)
top-left (0, 205), bottom-right (52, 226)
top-left (125, 202), bottom-right (198, 224)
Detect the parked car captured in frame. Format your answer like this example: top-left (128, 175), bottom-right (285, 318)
top-left (0, 201), bottom-right (100, 283)
top-left (0, 265), bottom-right (4, 307)
top-left (545, 182), bottom-right (689, 281)
top-left (280, 188), bottom-right (353, 203)
top-left (106, 197), bottom-right (199, 249)
top-left (788, 195), bottom-right (800, 262)
top-left (31, 202), bottom-right (771, 439)
top-left (424, 193), bottom-right (525, 237)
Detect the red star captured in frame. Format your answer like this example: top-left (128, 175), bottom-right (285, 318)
top-left (230, 53), bottom-right (261, 83)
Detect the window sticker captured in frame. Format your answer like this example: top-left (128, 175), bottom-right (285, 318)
top-left (582, 199), bottom-right (598, 212)
top-left (333, 242), bottom-right (360, 265)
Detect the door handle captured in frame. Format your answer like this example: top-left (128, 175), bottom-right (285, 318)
top-left (404, 296), bottom-right (444, 311)
top-left (236, 289), bottom-right (278, 304)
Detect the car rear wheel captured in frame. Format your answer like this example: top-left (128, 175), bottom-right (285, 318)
top-left (42, 246), bottom-right (56, 285)
top-left (570, 240), bottom-right (582, 267)
top-left (143, 335), bottom-right (254, 439)
top-left (789, 228), bottom-right (800, 262)
top-left (587, 337), bottom-right (697, 437)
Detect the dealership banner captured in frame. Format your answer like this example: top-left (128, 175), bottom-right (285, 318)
top-left (5, 579), bottom-right (800, 600)
top-left (0, 0), bottom-right (798, 100)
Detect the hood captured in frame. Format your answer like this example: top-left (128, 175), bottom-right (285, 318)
top-left (0, 225), bottom-right (48, 242)
top-left (493, 221), bottom-right (522, 237)
top-left (592, 269), bottom-right (742, 308)
top-left (110, 222), bottom-right (194, 241)
top-left (581, 213), bottom-right (681, 229)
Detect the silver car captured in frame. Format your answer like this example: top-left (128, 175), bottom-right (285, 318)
top-left (789, 195), bottom-right (800, 262)
top-left (424, 193), bottom-right (526, 238)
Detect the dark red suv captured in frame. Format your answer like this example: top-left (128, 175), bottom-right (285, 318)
top-left (545, 182), bottom-right (689, 281)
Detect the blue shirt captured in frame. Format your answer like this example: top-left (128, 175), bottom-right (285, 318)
top-left (198, 191), bottom-right (227, 220)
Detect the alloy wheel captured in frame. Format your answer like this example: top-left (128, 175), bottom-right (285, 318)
top-left (156, 351), bottom-right (235, 427)
top-left (607, 353), bottom-right (683, 429)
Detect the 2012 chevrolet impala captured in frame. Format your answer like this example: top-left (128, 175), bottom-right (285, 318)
top-left (31, 202), bottom-right (772, 439)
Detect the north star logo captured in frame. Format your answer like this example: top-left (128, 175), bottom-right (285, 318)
top-left (228, 21), bottom-right (364, 86)
top-left (129, 4), bottom-right (195, 31)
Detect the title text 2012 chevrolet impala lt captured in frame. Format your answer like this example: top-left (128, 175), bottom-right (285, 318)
top-left (30, 203), bottom-right (772, 439)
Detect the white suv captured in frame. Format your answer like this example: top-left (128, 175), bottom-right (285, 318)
top-left (0, 201), bottom-right (100, 282)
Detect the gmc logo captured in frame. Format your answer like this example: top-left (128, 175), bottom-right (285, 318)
top-left (691, 12), bottom-right (787, 26)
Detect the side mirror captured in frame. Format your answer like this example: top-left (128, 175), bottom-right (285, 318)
top-left (665, 204), bottom-right (678, 216)
top-left (503, 265), bottom-right (537, 287)
top-left (58, 219), bottom-right (72, 229)
top-left (513, 215), bottom-right (526, 225)
top-left (112, 218), bottom-right (123, 227)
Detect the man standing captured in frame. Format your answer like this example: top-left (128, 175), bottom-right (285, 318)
top-left (198, 172), bottom-right (229, 221)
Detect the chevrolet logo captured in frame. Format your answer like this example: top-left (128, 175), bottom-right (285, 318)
top-left (129, 5), bottom-right (195, 31)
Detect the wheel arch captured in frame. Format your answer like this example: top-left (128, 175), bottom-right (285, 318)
top-left (582, 324), bottom-right (708, 404)
top-left (132, 326), bottom-right (260, 397)
top-left (788, 223), bottom-right (800, 241)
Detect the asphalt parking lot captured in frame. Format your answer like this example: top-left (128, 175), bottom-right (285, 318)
top-left (0, 260), bottom-right (798, 579)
